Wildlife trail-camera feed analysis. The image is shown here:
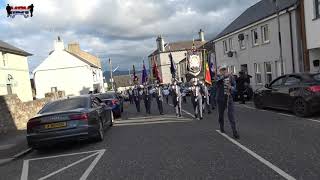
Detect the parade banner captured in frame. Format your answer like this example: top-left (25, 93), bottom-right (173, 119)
top-left (187, 51), bottom-right (201, 77)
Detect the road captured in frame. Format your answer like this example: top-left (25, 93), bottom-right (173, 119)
top-left (0, 97), bottom-right (319, 180)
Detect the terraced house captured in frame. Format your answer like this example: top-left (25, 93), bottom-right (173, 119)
top-left (0, 40), bottom-right (33, 102)
top-left (213, 0), bottom-right (305, 90)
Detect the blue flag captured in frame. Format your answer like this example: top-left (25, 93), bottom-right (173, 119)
top-left (141, 61), bottom-right (148, 84)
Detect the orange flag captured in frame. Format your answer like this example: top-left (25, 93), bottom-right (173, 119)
top-left (205, 60), bottom-right (212, 85)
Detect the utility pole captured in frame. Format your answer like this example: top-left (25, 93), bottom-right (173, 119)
top-left (274, 0), bottom-right (284, 75)
top-left (128, 68), bottom-right (131, 85)
top-left (109, 58), bottom-right (114, 91)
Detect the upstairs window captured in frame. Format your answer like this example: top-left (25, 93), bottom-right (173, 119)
top-left (252, 28), bottom-right (259, 46)
top-left (223, 40), bottom-right (228, 54)
top-left (261, 25), bottom-right (270, 43)
top-left (315, 0), bottom-right (320, 19)
top-left (228, 38), bottom-right (233, 51)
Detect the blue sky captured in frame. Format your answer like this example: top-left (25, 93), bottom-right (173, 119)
top-left (0, 0), bottom-right (260, 73)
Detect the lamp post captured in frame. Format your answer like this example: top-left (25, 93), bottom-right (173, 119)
top-left (109, 58), bottom-right (114, 91)
top-left (273, 0), bottom-right (284, 75)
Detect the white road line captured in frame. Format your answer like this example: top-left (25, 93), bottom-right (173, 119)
top-left (80, 149), bottom-right (105, 180)
top-left (26, 149), bottom-right (103, 161)
top-left (38, 152), bottom-right (99, 180)
top-left (20, 159), bottom-right (29, 180)
top-left (168, 103), bottom-right (194, 118)
top-left (216, 130), bottom-right (296, 180)
top-left (114, 120), bottom-right (192, 126)
top-left (307, 118), bottom-right (320, 123)
top-left (0, 144), bottom-right (15, 151)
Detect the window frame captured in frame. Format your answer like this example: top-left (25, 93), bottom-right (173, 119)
top-left (261, 25), bottom-right (270, 44)
top-left (223, 40), bottom-right (228, 54)
top-left (251, 28), bottom-right (259, 46)
top-left (239, 38), bottom-right (246, 50)
top-left (314, 0), bottom-right (320, 20)
top-left (264, 62), bottom-right (273, 84)
top-left (254, 63), bottom-right (262, 85)
top-left (228, 38), bottom-right (233, 51)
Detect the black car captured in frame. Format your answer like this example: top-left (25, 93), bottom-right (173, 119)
top-left (27, 95), bottom-right (113, 149)
top-left (95, 92), bottom-right (123, 118)
top-left (254, 73), bottom-right (320, 117)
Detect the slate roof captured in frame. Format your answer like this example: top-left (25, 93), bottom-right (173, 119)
top-left (0, 40), bottom-right (32, 56)
top-left (148, 40), bottom-right (206, 57)
top-left (213, 0), bottom-right (298, 41)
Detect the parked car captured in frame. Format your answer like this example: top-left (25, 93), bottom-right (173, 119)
top-left (253, 73), bottom-right (320, 117)
top-left (95, 92), bottom-right (123, 118)
top-left (27, 95), bottom-right (113, 149)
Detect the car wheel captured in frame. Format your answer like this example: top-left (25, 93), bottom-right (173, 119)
top-left (293, 98), bottom-right (310, 117)
top-left (95, 119), bottom-right (104, 142)
top-left (109, 111), bottom-right (114, 127)
top-left (254, 96), bottom-right (264, 109)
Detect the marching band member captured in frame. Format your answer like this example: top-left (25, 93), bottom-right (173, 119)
top-left (191, 78), bottom-right (203, 120)
top-left (143, 83), bottom-right (152, 114)
top-left (155, 81), bottom-right (164, 115)
top-left (216, 66), bottom-right (240, 139)
top-left (171, 79), bottom-right (182, 117)
top-left (133, 85), bottom-right (141, 112)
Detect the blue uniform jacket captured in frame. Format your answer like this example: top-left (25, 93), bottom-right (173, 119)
top-left (215, 75), bottom-right (237, 102)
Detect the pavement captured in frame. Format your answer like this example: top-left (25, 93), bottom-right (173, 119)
top-left (0, 97), bottom-right (319, 180)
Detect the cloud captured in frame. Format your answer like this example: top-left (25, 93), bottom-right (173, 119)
top-left (1, 0), bottom-right (260, 72)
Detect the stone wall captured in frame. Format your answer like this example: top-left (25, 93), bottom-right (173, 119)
top-left (0, 91), bottom-right (64, 134)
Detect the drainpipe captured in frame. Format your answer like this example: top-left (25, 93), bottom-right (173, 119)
top-left (288, 9), bottom-right (296, 73)
top-left (298, 0), bottom-right (310, 72)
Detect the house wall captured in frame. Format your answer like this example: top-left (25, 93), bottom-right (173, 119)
top-left (158, 51), bottom-right (187, 84)
top-left (0, 52), bottom-right (33, 102)
top-left (304, 0), bottom-right (320, 72)
top-left (34, 50), bottom-right (102, 98)
top-left (214, 10), bottom-right (301, 89)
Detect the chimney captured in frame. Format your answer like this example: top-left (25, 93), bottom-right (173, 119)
top-left (198, 29), bottom-right (205, 42)
top-left (67, 42), bottom-right (81, 53)
top-left (54, 36), bottom-right (64, 51)
top-left (156, 35), bottom-right (165, 52)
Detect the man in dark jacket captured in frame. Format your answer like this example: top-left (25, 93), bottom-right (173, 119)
top-left (216, 66), bottom-right (240, 139)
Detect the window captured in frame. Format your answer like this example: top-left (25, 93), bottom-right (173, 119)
top-left (6, 84), bottom-right (12, 95)
top-left (265, 62), bottom-right (273, 83)
top-left (2, 52), bottom-right (6, 67)
top-left (284, 76), bottom-right (301, 86)
top-left (261, 25), bottom-right (270, 43)
top-left (252, 28), bottom-right (259, 46)
top-left (229, 38), bottom-right (233, 51)
top-left (275, 61), bottom-right (285, 77)
top-left (270, 76), bottom-right (286, 88)
top-left (315, 0), bottom-right (320, 19)
top-left (51, 87), bottom-right (58, 92)
top-left (228, 65), bottom-right (236, 74)
top-left (254, 63), bottom-right (262, 84)
top-left (239, 39), bottom-right (246, 50)
top-left (223, 40), bottom-right (228, 54)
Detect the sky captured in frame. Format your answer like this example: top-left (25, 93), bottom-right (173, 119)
top-left (0, 0), bottom-right (260, 73)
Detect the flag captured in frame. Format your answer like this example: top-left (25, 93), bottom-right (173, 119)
top-left (204, 60), bottom-right (212, 85)
top-left (153, 58), bottom-right (161, 82)
top-left (141, 61), bottom-right (148, 84)
top-left (132, 65), bottom-right (138, 82)
top-left (169, 53), bottom-right (176, 78)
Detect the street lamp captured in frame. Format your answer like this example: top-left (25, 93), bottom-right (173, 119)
top-left (273, 0), bottom-right (284, 76)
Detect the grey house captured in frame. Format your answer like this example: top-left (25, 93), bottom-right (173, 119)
top-left (212, 0), bottom-right (304, 89)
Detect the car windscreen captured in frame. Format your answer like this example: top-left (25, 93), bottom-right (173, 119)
top-left (39, 97), bottom-right (89, 113)
top-left (97, 93), bottom-right (116, 100)
top-left (312, 74), bottom-right (320, 82)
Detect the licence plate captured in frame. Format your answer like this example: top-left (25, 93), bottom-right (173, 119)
top-left (44, 122), bottom-right (67, 129)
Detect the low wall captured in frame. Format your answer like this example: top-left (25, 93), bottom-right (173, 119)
top-left (0, 92), bottom-right (64, 134)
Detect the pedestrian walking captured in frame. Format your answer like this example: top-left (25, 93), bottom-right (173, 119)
top-left (190, 78), bottom-right (203, 120)
top-left (155, 81), bottom-right (164, 115)
top-left (133, 85), bottom-right (141, 112)
top-left (216, 66), bottom-right (240, 139)
top-left (171, 79), bottom-right (182, 117)
top-left (143, 83), bottom-right (152, 114)
top-left (202, 81), bottom-right (212, 114)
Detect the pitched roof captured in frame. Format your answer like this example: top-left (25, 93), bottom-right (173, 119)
top-left (65, 51), bottom-right (100, 69)
top-left (0, 40), bottom-right (32, 56)
top-left (213, 0), bottom-right (298, 41)
top-left (148, 40), bottom-right (206, 57)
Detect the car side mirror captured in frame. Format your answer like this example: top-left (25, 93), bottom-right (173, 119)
top-left (265, 84), bottom-right (270, 89)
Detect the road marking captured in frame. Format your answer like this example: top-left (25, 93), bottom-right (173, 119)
top-left (307, 118), bottom-right (320, 123)
top-left (114, 120), bottom-right (192, 126)
top-left (168, 103), bottom-right (194, 118)
top-left (20, 149), bottom-right (105, 180)
top-left (277, 113), bottom-right (294, 117)
top-left (216, 130), bottom-right (296, 180)
top-left (38, 152), bottom-right (100, 180)
top-left (0, 144), bottom-right (15, 151)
